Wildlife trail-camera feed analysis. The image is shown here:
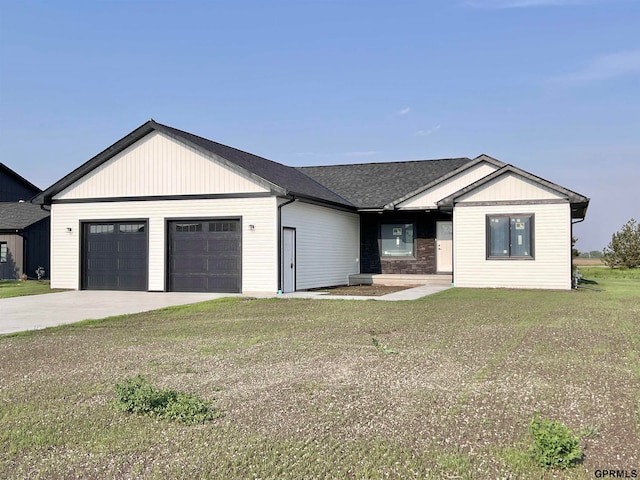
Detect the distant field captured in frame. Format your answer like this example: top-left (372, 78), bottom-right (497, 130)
top-left (573, 257), bottom-right (604, 266)
top-left (1, 269), bottom-right (639, 479)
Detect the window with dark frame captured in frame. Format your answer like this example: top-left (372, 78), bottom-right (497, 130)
top-left (89, 224), bottom-right (115, 234)
top-left (0, 242), bottom-right (7, 263)
top-left (176, 223), bottom-right (203, 233)
top-left (381, 223), bottom-right (415, 257)
top-left (119, 223), bottom-right (145, 233)
top-left (487, 214), bottom-right (534, 259)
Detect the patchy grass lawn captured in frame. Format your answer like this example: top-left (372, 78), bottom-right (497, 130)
top-left (1, 271), bottom-right (639, 479)
top-left (0, 280), bottom-right (65, 299)
top-left (314, 284), bottom-right (413, 296)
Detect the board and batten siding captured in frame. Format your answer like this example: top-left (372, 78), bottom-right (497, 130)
top-left (453, 203), bottom-right (572, 290)
top-left (457, 173), bottom-right (563, 203)
top-left (54, 131), bottom-right (271, 200)
top-left (280, 201), bottom-right (359, 290)
top-left (397, 162), bottom-right (499, 209)
top-left (50, 197), bottom-right (278, 292)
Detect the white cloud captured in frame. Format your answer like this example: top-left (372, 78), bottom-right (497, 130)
top-left (396, 107), bottom-right (411, 116)
top-left (551, 50), bottom-right (640, 85)
top-left (416, 125), bottom-right (441, 136)
top-left (466, 0), bottom-right (602, 8)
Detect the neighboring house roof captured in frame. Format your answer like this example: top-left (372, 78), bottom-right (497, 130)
top-left (437, 164), bottom-right (590, 219)
top-left (0, 163), bottom-right (41, 202)
top-left (33, 121), bottom-right (354, 208)
top-left (298, 157), bottom-right (473, 209)
top-left (0, 202), bottom-right (50, 231)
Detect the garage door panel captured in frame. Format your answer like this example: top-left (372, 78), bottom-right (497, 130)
top-left (168, 219), bottom-right (241, 293)
top-left (83, 222), bottom-right (148, 291)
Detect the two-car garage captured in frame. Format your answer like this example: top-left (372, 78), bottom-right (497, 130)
top-left (82, 219), bottom-right (241, 293)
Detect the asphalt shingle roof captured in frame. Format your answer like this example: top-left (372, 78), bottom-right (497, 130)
top-left (159, 124), bottom-right (354, 207)
top-left (0, 202), bottom-right (50, 230)
top-left (298, 158), bottom-right (473, 208)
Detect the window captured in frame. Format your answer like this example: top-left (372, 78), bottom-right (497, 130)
top-left (381, 223), bottom-right (415, 257)
top-left (89, 224), bottom-right (114, 234)
top-left (0, 242), bottom-right (6, 263)
top-left (209, 221), bottom-right (237, 232)
top-left (487, 214), bottom-right (534, 259)
top-left (119, 223), bottom-right (145, 233)
top-left (176, 223), bottom-right (202, 233)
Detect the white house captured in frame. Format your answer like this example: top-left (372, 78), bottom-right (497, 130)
top-left (33, 120), bottom-right (589, 292)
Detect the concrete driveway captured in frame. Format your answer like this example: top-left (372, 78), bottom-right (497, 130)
top-left (0, 290), bottom-right (237, 335)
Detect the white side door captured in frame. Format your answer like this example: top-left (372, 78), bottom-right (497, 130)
top-left (436, 221), bottom-right (453, 273)
top-left (282, 228), bottom-right (296, 293)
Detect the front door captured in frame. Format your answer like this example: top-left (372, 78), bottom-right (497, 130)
top-left (436, 221), bottom-right (453, 273)
top-left (282, 228), bottom-right (296, 293)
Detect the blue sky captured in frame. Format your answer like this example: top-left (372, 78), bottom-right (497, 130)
top-left (1, 0), bottom-right (638, 251)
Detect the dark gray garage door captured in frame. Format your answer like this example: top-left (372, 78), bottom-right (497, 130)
top-left (168, 219), bottom-right (241, 293)
top-left (83, 221), bottom-right (148, 291)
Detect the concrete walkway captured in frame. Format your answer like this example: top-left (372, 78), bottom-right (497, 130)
top-left (277, 284), bottom-right (451, 301)
top-left (0, 285), bottom-right (450, 335)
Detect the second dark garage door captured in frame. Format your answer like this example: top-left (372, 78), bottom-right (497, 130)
top-left (168, 219), bottom-right (241, 293)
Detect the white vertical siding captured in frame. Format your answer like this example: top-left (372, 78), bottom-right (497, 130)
top-left (55, 132), bottom-right (270, 200)
top-left (397, 162), bottom-right (499, 209)
top-left (453, 203), bottom-right (572, 290)
top-left (280, 201), bottom-right (360, 290)
top-left (458, 173), bottom-right (565, 202)
top-left (50, 197), bottom-right (278, 293)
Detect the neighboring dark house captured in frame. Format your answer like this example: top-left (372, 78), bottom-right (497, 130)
top-left (0, 163), bottom-right (50, 280)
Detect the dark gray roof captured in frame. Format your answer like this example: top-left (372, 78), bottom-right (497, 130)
top-left (298, 158), bottom-right (473, 208)
top-left (159, 124), bottom-right (353, 207)
top-left (0, 202), bottom-right (50, 230)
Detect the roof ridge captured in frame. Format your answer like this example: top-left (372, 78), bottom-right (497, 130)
top-left (156, 122), bottom-right (287, 168)
top-left (298, 157), bottom-right (471, 169)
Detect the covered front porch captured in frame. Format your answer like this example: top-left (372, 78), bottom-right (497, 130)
top-left (359, 210), bottom-right (453, 276)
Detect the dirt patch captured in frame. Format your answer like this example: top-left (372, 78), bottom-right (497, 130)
top-left (314, 284), bottom-right (415, 296)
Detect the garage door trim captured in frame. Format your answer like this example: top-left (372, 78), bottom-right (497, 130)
top-left (80, 218), bottom-right (149, 291)
top-left (165, 216), bottom-right (242, 293)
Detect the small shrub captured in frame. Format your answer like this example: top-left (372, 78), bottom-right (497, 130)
top-left (114, 375), bottom-right (219, 424)
top-left (160, 392), bottom-right (221, 424)
top-left (529, 414), bottom-right (583, 469)
top-left (371, 337), bottom-right (398, 355)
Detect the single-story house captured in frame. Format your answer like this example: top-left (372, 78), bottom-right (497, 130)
top-left (32, 120), bottom-right (589, 292)
top-left (0, 163), bottom-right (51, 280)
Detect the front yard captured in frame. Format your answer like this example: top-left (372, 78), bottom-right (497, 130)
top-left (1, 268), bottom-right (638, 479)
top-left (0, 280), bottom-right (63, 299)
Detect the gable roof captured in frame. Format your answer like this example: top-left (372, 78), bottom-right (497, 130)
top-left (437, 164), bottom-right (590, 219)
top-left (0, 202), bottom-right (50, 231)
top-left (383, 154), bottom-right (506, 209)
top-left (33, 121), bottom-right (354, 207)
top-left (0, 163), bottom-right (41, 202)
top-left (298, 157), bottom-right (473, 209)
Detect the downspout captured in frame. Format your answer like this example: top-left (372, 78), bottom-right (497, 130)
top-left (277, 195), bottom-right (296, 293)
